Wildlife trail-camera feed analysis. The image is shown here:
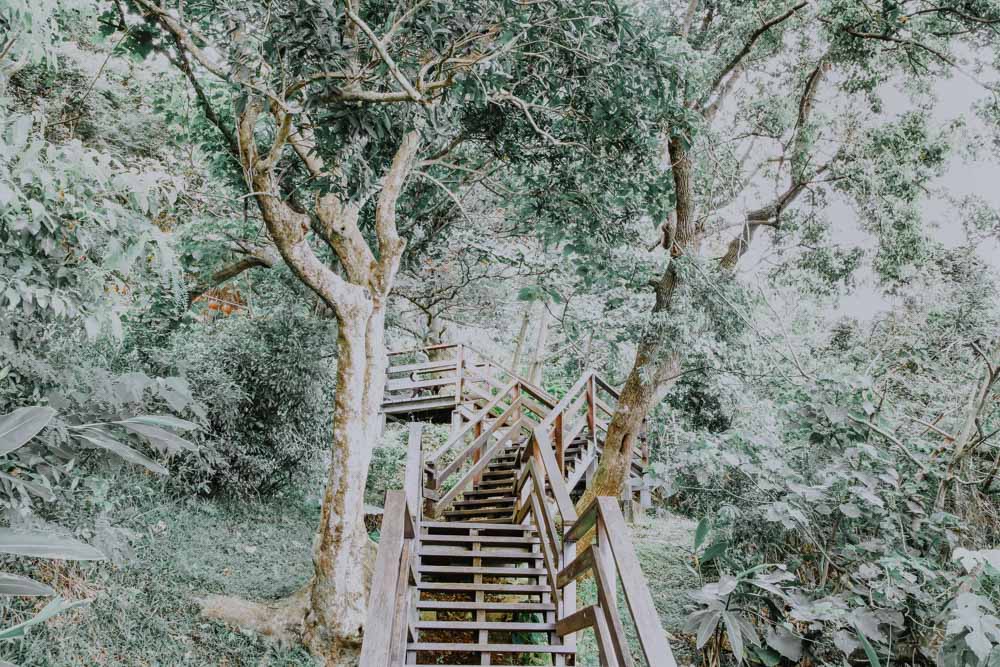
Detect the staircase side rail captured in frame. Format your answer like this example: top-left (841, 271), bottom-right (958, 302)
top-left (424, 380), bottom-right (518, 467)
top-left (461, 343), bottom-right (560, 406)
top-left (359, 490), bottom-right (418, 667)
top-left (513, 458), bottom-right (565, 609)
top-left (434, 396), bottom-right (523, 483)
top-left (387, 342), bottom-right (459, 358)
top-left (431, 417), bottom-right (529, 515)
top-left (561, 497), bottom-right (678, 667)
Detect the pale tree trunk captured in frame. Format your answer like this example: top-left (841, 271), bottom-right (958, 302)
top-left (303, 305), bottom-right (389, 657)
top-left (511, 306), bottom-right (532, 373)
top-left (528, 302), bottom-right (550, 385)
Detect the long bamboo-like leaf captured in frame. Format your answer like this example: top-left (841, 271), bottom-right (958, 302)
top-left (73, 430), bottom-right (168, 476)
top-left (0, 573), bottom-right (55, 597)
top-left (854, 624), bottom-right (882, 667)
top-left (116, 422), bottom-right (196, 453)
top-left (0, 596), bottom-right (88, 640)
top-left (0, 407), bottom-right (56, 456)
top-left (0, 529), bottom-right (105, 560)
top-left (116, 415), bottom-right (198, 431)
top-left (0, 471), bottom-right (54, 501)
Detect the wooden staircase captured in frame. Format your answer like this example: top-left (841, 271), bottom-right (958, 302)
top-left (361, 344), bottom-right (675, 667)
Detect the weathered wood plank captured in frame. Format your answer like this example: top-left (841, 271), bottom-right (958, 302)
top-left (359, 491), bottom-right (408, 667)
top-left (591, 548), bottom-right (634, 667)
top-left (532, 431), bottom-right (577, 524)
top-left (433, 419), bottom-right (524, 513)
top-left (555, 604), bottom-right (596, 636)
top-left (425, 381), bottom-right (517, 465)
top-left (414, 621), bottom-right (556, 631)
top-left (405, 423), bottom-right (423, 531)
top-left (598, 497), bottom-right (678, 667)
top-left (414, 600), bottom-right (555, 612)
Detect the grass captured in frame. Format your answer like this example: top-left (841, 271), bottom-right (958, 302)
top-left (1, 473), bottom-right (321, 666)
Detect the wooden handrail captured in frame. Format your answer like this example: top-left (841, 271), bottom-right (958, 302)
top-left (436, 396), bottom-right (523, 481)
top-left (558, 497), bottom-right (677, 667)
top-left (425, 380), bottom-right (518, 466)
top-left (387, 342), bottom-right (458, 357)
top-left (359, 490), bottom-right (417, 667)
top-left (432, 417), bottom-right (527, 514)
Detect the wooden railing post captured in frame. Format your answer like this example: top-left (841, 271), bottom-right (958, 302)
top-left (472, 418), bottom-right (483, 485)
top-left (406, 423), bottom-right (424, 529)
top-left (359, 491), bottom-right (410, 667)
top-left (554, 412), bottom-right (564, 474)
top-left (596, 510), bottom-right (617, 617)
top-left (455, 343), bottom-right (464, 401)
top-left (586, 374), bottom-right (597, 451)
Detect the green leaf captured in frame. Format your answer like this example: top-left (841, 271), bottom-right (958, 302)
top-left (694, 518), bottom-right (711, 550)
top-left (702, 539), bottom-right (729, 564)
top-left (723, 611), bottom-right (745, 663)
top-left (0, 529), bottom-right (105, 560)
top-left (73, 430), bottom-right (169, 476)
top-left (0, 407), bottom-right (56, 456)
top-left (0, 596), bottom-right (88, 640)
top-left (117, 415), bottom-right (198, 432)
top-left (0, 573), bottom-right (55, 597)
top-left (118, 422), bottom-right (196, 454)
top-left (854, 624), bottom-right (882, 667)
top-left (751, 646), bottom-right (781, 666)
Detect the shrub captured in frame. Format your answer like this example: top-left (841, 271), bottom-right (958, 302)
top-left (160, 312), bottom-right (335, 497)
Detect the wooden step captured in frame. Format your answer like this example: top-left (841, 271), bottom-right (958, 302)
top-left (476, 479), bottom-right (517, 489)
top-left (421, 521), bottom-right (533, 532)
top-left (417, 582), bottom-right (549, 593)
top-left (419, 548), bottom-right (540, 560)
top-left (407, 642), bottom-right (574, 654)
top-left (420, 534), bottom-right (539, 545)
top-left (414, 600), bottom-right (556, 612)
top-left (414, 621), bottom-right (555, 631)
top-left (482, 471), bottom-right (516, 480)
top-left (452, 497), bottom-right (515, 508)
top-left (460, 486), bottom-right (515, 497)
top-left (419, 565), bottom-right (545, 576)
top-left (443, 507), bottom-right (514, 519)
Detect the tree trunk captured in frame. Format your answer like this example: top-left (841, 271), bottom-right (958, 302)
top-left (528, 302), bottom-right (550, 385)
top-left (580, 138), bottom-right (693, 506)
top-left (511, 306), bottom-right (531, 373)
top-left (303, 303), bottom-right (388, 661)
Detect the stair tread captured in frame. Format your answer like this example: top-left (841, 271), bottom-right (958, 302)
top-left (407, 642), bottom-right (574, 654)
top-left (419, 565), bottom-right (545, 576)
top-left (459, 487), bottom-right (515, 497)
top-left (421, 521), bottom-right (533, 532)
top-left (444, 508), bottom-right (514, 517)
top-left (420, 534), bottom-right (539, 545)
top-left (414, 621), bottom-right (555, 631)
top-left (452, 497), bottom-right (515, 508)
top-left (417, 582), bottom-right (549, 592)
top-left (414, 601), bottom-right (556, 611)
top-left (419, 548), bottom-right (540, 559)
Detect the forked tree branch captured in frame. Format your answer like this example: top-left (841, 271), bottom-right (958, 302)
top-left (701, 1), bottom-right (808, 111)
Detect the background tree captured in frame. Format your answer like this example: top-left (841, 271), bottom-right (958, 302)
top-left (584, 0), bottom-right (1000, 505)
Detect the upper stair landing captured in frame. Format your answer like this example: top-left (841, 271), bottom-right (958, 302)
top-left (381, 343), bottom-right (558, 425)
